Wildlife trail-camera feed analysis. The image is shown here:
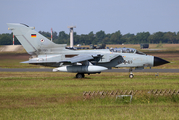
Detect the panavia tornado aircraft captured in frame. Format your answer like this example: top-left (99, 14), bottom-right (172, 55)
top-left (7, 23), bottom-right (169, 78)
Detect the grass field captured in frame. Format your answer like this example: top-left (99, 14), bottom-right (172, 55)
top-left (0, 72), bottom-right (179, 119)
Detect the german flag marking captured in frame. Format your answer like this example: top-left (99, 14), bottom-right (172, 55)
top-left (31, 34), bottom-right (36, 38)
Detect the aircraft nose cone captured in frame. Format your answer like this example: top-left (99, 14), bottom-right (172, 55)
top-left (154, 56), bottom-right (170, 66)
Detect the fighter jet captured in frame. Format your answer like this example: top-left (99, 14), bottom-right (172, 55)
top-left (7, 23), bottom-right (169, 78)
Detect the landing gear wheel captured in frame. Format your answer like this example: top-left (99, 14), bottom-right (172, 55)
top-left (129, 74), bottom-right (134, 79)
top-left (76, 73), bottom-right (85, 78)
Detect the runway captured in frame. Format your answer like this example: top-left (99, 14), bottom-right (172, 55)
top-left (0, 68), bottom-right (179, 73)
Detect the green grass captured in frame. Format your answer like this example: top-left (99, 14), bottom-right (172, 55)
top-left (0, 72), bottom-right (179, 119)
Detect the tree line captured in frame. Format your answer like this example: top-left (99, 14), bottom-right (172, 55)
top-left (0, 30), bottom-right (179, 45)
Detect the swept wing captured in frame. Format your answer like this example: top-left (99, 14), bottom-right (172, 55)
top-left (60, 54), bottom-right (103, 63)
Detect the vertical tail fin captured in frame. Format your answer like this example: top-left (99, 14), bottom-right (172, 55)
top-left (7, 23), bottom-right (65, 55)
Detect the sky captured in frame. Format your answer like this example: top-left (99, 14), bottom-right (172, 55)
top-left (1, 0), bottom-right (179, 35)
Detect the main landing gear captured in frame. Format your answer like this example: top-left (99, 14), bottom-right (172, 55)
top-left (129, 68), bottom-right (134, 79)
top-left (76, 72), bottom-right (101, 78)
top-left (76, 73), bottom-right (85, 78)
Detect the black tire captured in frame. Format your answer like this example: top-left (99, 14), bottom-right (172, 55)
top-left (76, 73), bottom-right (84, 78)
top-left (129, 74), bottom-right (134, 79)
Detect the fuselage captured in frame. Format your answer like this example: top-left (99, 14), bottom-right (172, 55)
top-left (31, 48), bottom-right (154, 69)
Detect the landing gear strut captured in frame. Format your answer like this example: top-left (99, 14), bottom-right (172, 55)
top-left (76, 73), bottom-right (85, 78)
top-left (129, 68), bottom-right (134, 79)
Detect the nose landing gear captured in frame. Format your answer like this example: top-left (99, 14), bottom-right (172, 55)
top-left (129, 68), bottom-right (134, 79)
top-left (129, 73), bottom-right (134, 78)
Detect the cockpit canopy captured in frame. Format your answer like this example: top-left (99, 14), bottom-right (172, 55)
top-left (110, 47), bottom-right (146, 55)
